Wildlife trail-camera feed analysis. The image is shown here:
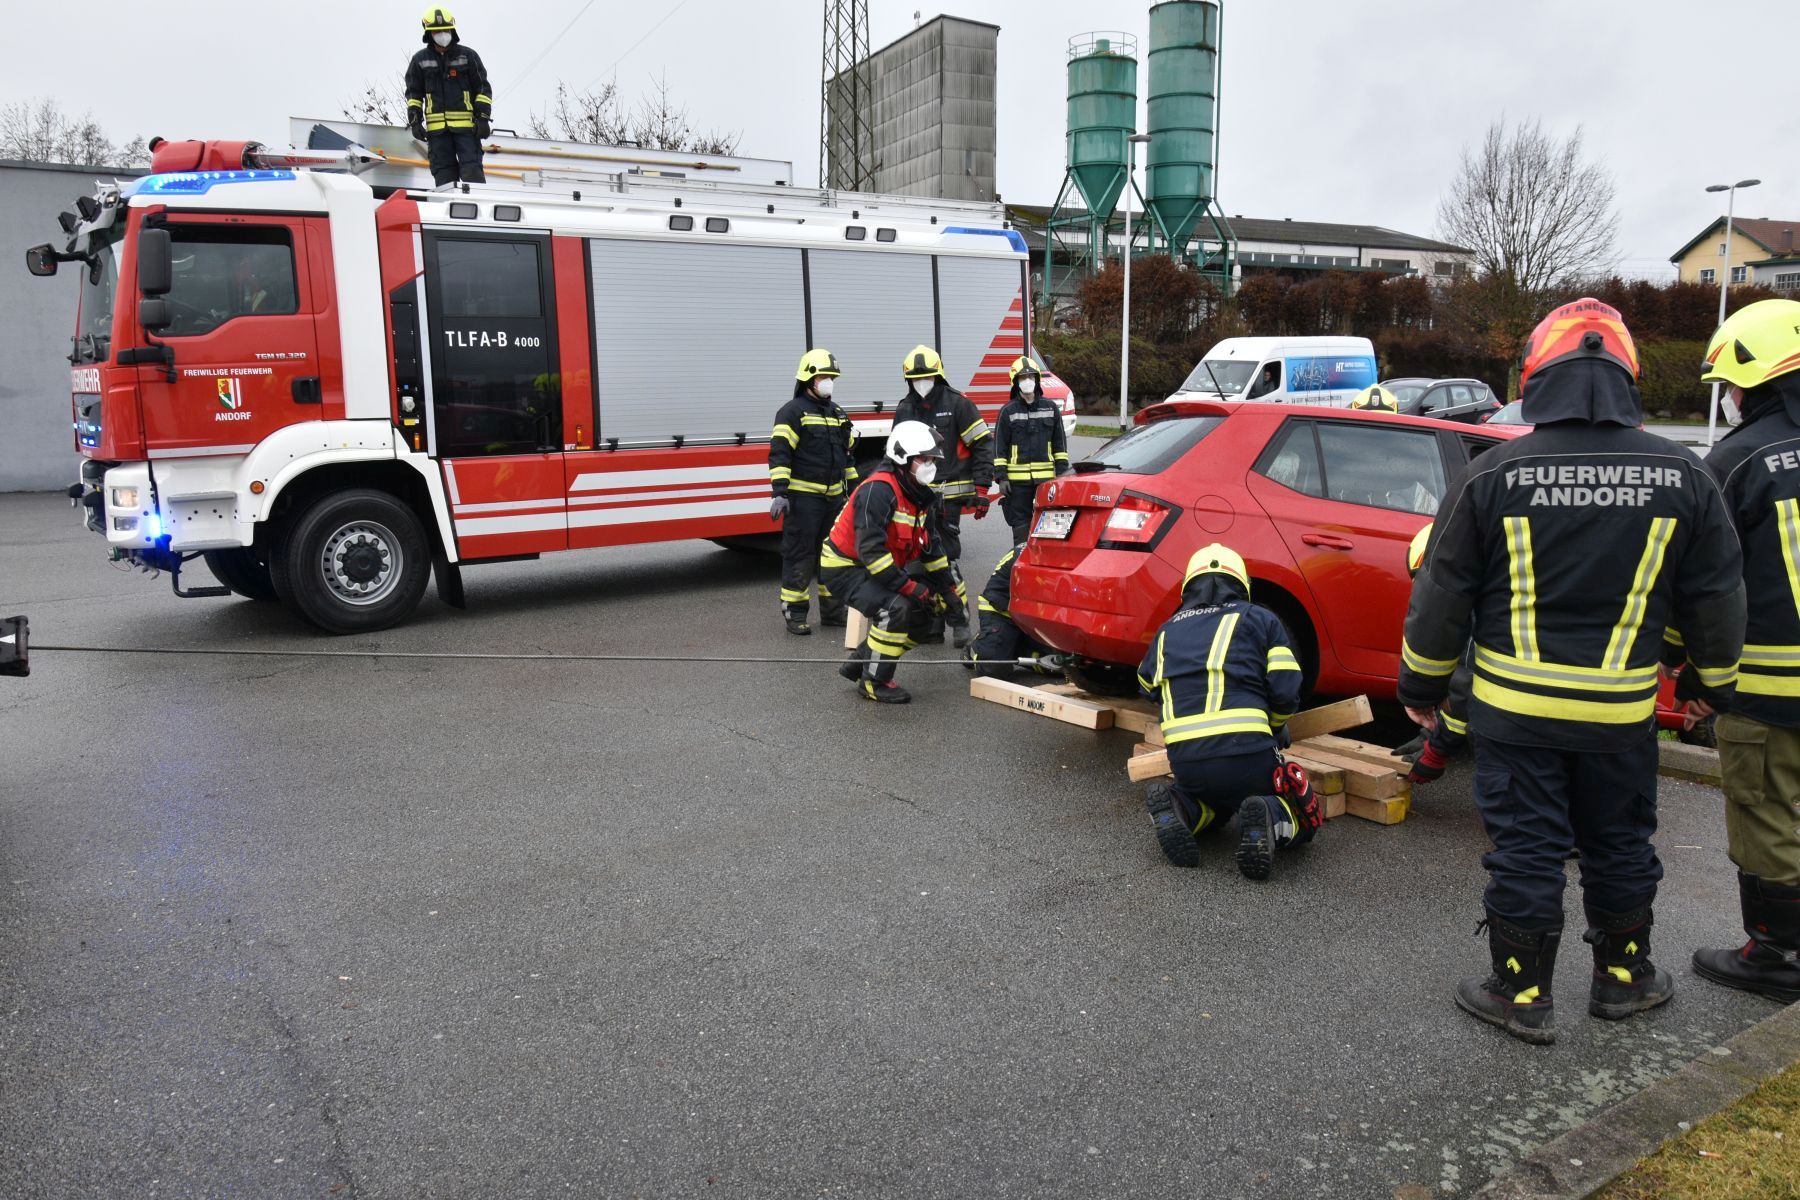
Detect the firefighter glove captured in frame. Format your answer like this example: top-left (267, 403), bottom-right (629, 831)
top-left (409, 117), bottom-right (427, 141)
top-left (769, 496), bottom-right (789, 522)
top-left (995, 478), bottom-right (1012, 497)
top-left (476, 117), bottom-right (492, 140)
top-left (898, 578), bottom-right (931, 605)
top-left (967, 498), bottom-right (990, 520)
top-left (1054, 462), bottom-right (1073, 476)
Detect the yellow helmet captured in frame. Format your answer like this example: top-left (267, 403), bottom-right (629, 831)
top-left (1009, 356), bottom-right (1042, 384)
top-left (1182, 543), bottom-right (1250, 594)
top-left (1702, 299), bottom-right (1800, 391)
top-left (1350, 384), bottom-right (1399, 412)
top-left (422, 6), bottom-right (456, 31)
top-left (796, 348), bottom-right (841, 383)
top-left (1407, 523), bottom-right (1433, 577)
top-left (902, 345), bottom-right (945, 379)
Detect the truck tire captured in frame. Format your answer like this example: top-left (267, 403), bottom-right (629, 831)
top-left (202, 547), bottom-right (278, 602)
top-left (269, 489), bottom-right (431, 634)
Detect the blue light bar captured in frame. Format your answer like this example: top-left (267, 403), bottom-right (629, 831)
top-left (125, 170), bottom-right (297, 198)
top-left (942, 226), bottom-right (1028, 255)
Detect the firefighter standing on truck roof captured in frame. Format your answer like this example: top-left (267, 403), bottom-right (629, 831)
top-left (893, 345), bottom-right (993, 647)
top-left (992, 356), bottom-right (1070, 545)
top-left (820, 421), bottom-right (964, 704)
top-left (1674, 298), bottom-right (1800, 1004)
top-left (1398, 298), bottom-right (1745, 1046)
top-left (769, 349), bottom-right (858, 636)
top-left (1138, 544), bottom-right (1323, 881)
top-left (406, 8), bottom-right (491, 187)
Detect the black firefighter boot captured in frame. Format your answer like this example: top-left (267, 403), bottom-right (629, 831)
top-left (1584, 903), bottom-right (1674, 1020)
top-left (839, 646), bottom-right (871, 683)
top-left (1144, 782), bottom-right (1207, 868)
top-left (1455, 914), bottom-right (1561, 1045)
top-left (1693, 873), bottom-right (1800, 1003)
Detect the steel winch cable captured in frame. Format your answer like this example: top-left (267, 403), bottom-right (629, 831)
top-left (28, 643), bottom-right (1049, 668)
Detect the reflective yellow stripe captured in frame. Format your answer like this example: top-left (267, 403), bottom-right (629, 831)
top-left (978, 597), bottom-right (1008, 617)
top-left (1473, 645), bottom-right (1658, 692)
top-left (1163, 707), bottom-right (1273, 743)
top-left (1442, 712), bottom-right (1469, 735)
top-left (1742, 644), bottom-right (1800, 667)
top-left (820, 549), bottom-right (858, 569)
top-left (1738, 671), bottom-right (1800, 696)
top-left (1780, 499), bottom-right (1800, 626)
top-left (785, 478), bottom-right (846, 496)
top-left (961, 418), bottom-right (990, 442)
top-left (1694, 663), bottom-right (1739, 688)
top-left (1504, 516), bottom-right (1539, 660)
top-left (407, 98), bottom-right (423, 110)
top-left (1664, 628), bottom-right (1685, 647)
top-left (1205, 612), bottom-right (1239, 713)
top-left (1267, 646), bottom-right (1301, 672)
top-left (474, 94), bottom-right (492, 106)
top-left (922, 556), bottom-right (949, 571)
top-left (1514, 986), bottom-right (1541, 1004)
top-left (1271, 709), bottom-right (1293, 728)
top-left (799, 415), bottom-right (846, 426)
top-left (1402, 639), bottom-right (1458, 677)
top-left (866, 553), bottom-right (894, 575)
top-left (769, 466), bottom-right (793, 480)
top-left (779, 588), bottom-right (808, 603)
top-left (1602, 517), bottom-right (1676, 671)
top-left (1156, 634), bottom-right (1171, 722)
top-left (1471, 676), bottom-right (1655, 723)
top-left (890, 511), bottom-right (924, 527)
top-left (772, 424), bottom-right (799, 447)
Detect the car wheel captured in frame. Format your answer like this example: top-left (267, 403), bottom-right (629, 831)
top-left (1677, 714), bottom-right (1717, 749)
top-left (1064, 657), bottom-right (1142, 698)
top-left (269, 489), bottom-right (431, 634)
top-left (202, 547), bottom-right (278, 602)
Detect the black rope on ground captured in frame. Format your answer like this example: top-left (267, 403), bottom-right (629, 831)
top-left (29, 644), bottom-right (1042, 667)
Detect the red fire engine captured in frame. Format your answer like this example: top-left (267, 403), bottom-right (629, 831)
top-left (29, 121), bottom-right (1046, 632)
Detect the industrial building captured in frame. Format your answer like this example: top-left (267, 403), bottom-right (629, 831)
top-left (823, 15), bottom-right (999, 203)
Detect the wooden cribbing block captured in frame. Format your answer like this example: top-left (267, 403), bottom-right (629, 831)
top-left (1346, 790), bottom-right (1410, 826)
top-left (1321, 791), bottom-right (1348, 821)
top-left (1124, 696), bottom-right (1374, 784)
top-left (1283, 744), bottom-right (1407, 800)
top-left (844, 609), bottom-right (870, 651)
top-left (970, 677), bottom-right (1114, 729)
top-left (1284, 695), bottom-right (1374, 743)
top-left (1306, 734), bottom-right (1410, 771)
top-left (1039, 684), bottom-right (1164, 738)
top-left (1282, 753), bottom-right (1345, 795)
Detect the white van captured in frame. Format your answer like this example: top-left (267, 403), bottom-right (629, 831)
top-left (1169, 336), bottom-right (1379, 407)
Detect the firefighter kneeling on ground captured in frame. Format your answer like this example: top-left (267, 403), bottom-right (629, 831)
top-left (1397, 521), bottom-right (1472, 785)
top-left (963, 546), bottom-right (1062, 679)
top-left (769, 349), bottom-right (858, 635)
top-left (1138, 544), bottom-right (1323, 881)
top-left (821, 421), bottom-right (965, 704)
top-left (1675, 298), bottom-right (1800, 1004)
top-left (1399, 298), bottom-right (1744, 1045)
top-left (992, 357), bottom-right (1070, 545)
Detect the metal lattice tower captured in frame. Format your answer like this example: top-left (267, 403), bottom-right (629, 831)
top-left (819, 0), bottom-right (876, 191)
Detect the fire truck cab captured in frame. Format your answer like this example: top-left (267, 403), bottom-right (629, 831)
top-left (30, 121), bottom-right (1038, 632)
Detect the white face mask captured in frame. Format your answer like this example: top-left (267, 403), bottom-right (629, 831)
top-left (1722, 389), bottom-right (1743, 427)
top-left (911, 378), bottom-right (936, 399)
top-left (911, 459), bottom-right (938, 486)
top-left (432, 31), bottom-right (453, 46)
top-left (1018, 377), bottom-right (1037, 396)
top-left (813, 377), bottom-right (834, 399)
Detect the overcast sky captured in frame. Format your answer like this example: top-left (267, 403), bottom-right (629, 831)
top-left (11, 0), bottom-right (1794, 277)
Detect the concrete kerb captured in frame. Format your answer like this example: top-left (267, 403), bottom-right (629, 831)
top-left (1474, 999), bottom-right (1800, 1199)
top-left (1658, 739), bottom-right (1722, 786)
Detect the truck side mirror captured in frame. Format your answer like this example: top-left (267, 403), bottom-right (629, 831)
top-left (138, 227), bottom-right (172, 296)
top-left (139, 298), bottom-right (173, 332)
top-left (24, 244), bottom-right (59, 277)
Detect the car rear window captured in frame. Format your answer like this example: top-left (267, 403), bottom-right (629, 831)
top-left (1083, 416), bottom-right (1225, 476)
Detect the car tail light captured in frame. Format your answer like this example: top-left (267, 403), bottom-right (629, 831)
top-left (1098, 493), bottom-right (1174, 550)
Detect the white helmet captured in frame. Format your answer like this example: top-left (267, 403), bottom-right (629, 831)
top-left (885, 420), bottom-right (942, 467)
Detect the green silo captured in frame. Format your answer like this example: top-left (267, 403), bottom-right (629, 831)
top-left (1065, 35), bottom-right (1138, 224)
top-left (1145, 0), bottom-right (1220, 255)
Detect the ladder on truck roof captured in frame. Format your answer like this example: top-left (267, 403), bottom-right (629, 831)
top-left (290, 117), bottom-right (1010, 231)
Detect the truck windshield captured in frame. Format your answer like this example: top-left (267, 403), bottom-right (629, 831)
top-left (75, 228), bottom-right (124, 364)
top-left (1181, 359), bottom-right (1255, 395)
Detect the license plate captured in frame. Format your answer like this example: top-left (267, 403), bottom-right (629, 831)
top-left (1033, 509), bottom-right (1076, 540)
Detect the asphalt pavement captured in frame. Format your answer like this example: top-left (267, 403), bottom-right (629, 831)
top-left (0, 488), bottom-right (1783, 1199)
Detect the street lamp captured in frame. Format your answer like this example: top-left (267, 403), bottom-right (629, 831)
top-left (1119, 132), bottom-right (1153, 433)
top-left (1704, 177), bottom-right (1761, 447)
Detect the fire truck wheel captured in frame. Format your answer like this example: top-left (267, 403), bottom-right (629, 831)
top-left (201, 548), bottom-right (278, 602)
top-left (271, 489), bottom-right (432, 634)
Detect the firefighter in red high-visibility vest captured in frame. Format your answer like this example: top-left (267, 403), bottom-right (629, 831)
top-left (820, 421), bottom-right (964, 704)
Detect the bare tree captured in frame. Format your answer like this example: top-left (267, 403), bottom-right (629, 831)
top-left (1437, 118), bottom-right (1619, 293)
top-left (0, 98), bottom-right (148, 167)
top-left (527, 76), bottom-right (740, 155)
top-left (340, 81), bottom-right (411, 127)
top-left (629, 75), bottom-right (741, 156)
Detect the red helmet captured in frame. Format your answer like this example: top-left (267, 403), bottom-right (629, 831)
top-left (1518, 298), bottom-right (1641, 393)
